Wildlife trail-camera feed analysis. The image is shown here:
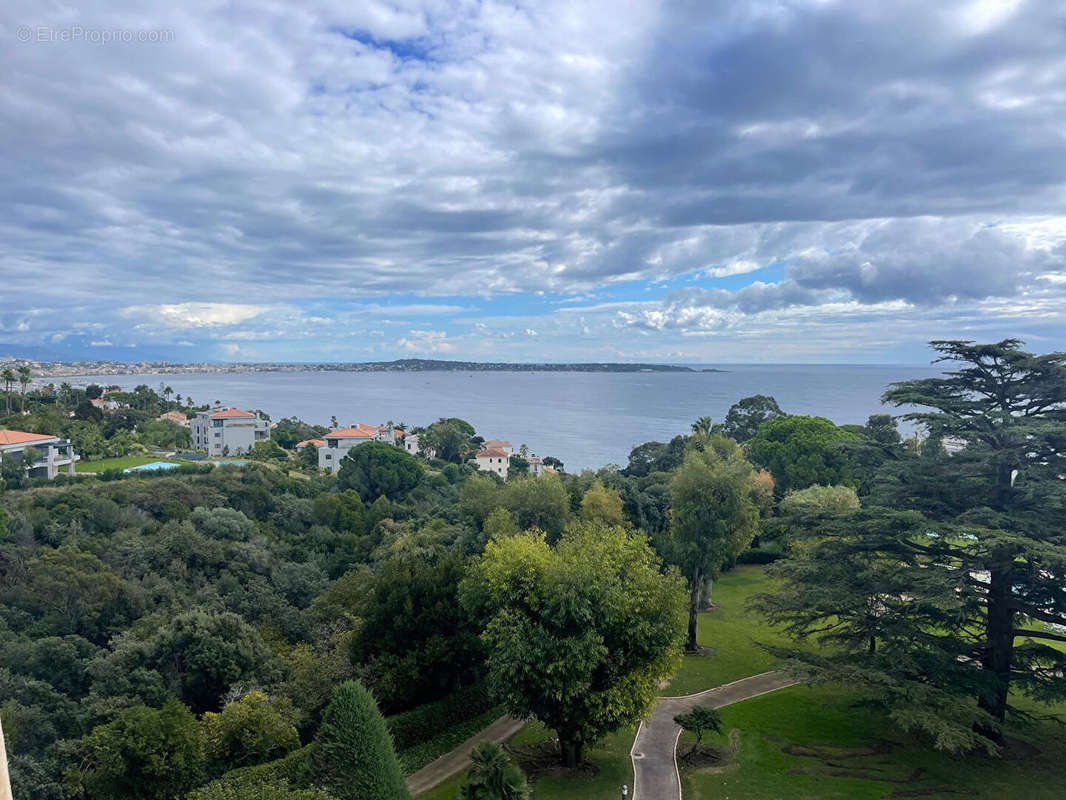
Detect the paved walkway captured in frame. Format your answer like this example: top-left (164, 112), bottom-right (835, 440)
top-left (630, 671), bottom-right (797, 800)
top-left (406, 714), bottom-right (526, 797)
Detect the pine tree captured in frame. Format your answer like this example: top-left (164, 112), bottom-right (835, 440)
top-left (754, 340), bottom-right (1066, 754)
top-left (313, 681), bottom-right (409, 800)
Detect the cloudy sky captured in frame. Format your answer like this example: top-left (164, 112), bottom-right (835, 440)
top-left (2, 0), bottom-right (1065, 363)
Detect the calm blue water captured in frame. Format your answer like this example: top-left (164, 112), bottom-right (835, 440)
top-left (86, 365), bottom-right (942, 471)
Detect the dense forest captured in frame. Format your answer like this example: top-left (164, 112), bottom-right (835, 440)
top-left (1, 339), bottom-right (1064, 800)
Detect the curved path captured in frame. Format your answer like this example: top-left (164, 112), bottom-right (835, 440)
top-left (630, 671), bottom-right (797, 800)
top-left (407, 714), bottom-right (526, 796)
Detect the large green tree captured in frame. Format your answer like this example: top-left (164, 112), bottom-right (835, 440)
top-left (420, 417), bottom-right (482, 464)
top-left (350, 549), bottom-right (483, 712)
top-left (747, 414), bottom-right (858, 495)
top-left (720, 394), bottom-right (784, 443)
top-left (669, 442), bottom-right (761, 651)
top-left (462, 523), bottom-right (686, 767)
top-left (500, 473), bottom-right (571, 543)
top-left (78, 699), bottom-right (204, 800)
top-left (336, 441), bottom-right (422, 501)
top-left (754, 340), bottom-right (1066, 753)
top-left (312, 680), bottom-right (409, 800)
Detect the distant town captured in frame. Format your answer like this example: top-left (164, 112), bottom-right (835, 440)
top-left (0, 355), bottom-right (714, 379)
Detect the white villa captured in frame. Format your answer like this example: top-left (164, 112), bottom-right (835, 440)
top-left (0, 429), bottom-right (79, 479)
top-left (190, 408), bottom-right (270, 456)
top-left (482, 439), bottom-right (512, 455)
top-left (475, 447), bottom-right (510, 479)
top-left (318, 423), bottom-right (395, 473)
top-left (527, 454), bottom-right (557, 476)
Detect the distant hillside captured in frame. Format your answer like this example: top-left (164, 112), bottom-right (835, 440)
top-left (322, 359), bottom-right (696, 373)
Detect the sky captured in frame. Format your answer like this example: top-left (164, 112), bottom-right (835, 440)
top-left (2, 0), bottom-right (1065, 364)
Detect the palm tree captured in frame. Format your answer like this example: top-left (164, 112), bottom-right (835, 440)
top-left (16, 366), bottom-right (31, 412)
top-left (59, 382), bottom-right (72, 409)
top-left (459, 742), bottom-right (530, 800)
top-left (1, 368), bottom-right (13, 414)
top-left (163, 385), bottom-right (173, 408)
top-left (175, 393), bottom-right (182, 408)
top-left (691, 415), bottom-right (713, 436)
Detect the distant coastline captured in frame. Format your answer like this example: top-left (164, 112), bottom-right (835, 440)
top-left (9, 357), bottom-right (721, 379)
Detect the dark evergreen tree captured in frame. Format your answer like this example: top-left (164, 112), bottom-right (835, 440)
top-left (754, 340), bottom-right (1066, 753)
top-left (313, 680), bottom-right (409, 800)
top-left (337, 441), bottom-right (422, 501)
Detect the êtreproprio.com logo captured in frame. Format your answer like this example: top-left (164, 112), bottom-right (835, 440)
top-left (16, 25), bottom-right (175, 44)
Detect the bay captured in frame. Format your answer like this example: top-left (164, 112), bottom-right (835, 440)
top-left (82, 364), bottom-right (943, 471)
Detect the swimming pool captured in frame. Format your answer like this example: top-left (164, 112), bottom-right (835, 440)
top-left (215, 459), bottom-right (249, 466)
top-left (124, 461), bottom-right (180, 473)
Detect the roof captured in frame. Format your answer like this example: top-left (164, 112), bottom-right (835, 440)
top-left (296, 438), bottom-right (325, 449)
top-left (0, 429), bottom-right (58, 446)
top-left (159, 411), bottom-right (187, 422)
top-left (477, 448), bottom-right (509, 458)
top-left (209, 408), bottom-right (256, 419)
top-left (483, 439), bottom-right (511, 448)
top-left (325, 424), bottom-right (380, 439)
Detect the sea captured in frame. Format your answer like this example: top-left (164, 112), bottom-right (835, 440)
top-left (80, 364), bottom-right (943, 471)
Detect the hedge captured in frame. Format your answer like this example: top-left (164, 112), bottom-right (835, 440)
top-left (385, 684), bottom-right (497, 752)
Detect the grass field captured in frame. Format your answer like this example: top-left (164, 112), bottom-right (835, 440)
top-left (665, 565), bottom-right (790, 696)
top-left (74, 455), bottom-right (179, 472)
top-left (681, 686), bottom-right (1066, 800)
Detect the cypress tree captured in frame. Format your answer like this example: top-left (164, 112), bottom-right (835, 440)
top-left (313, 681), bottom-right (409, 800)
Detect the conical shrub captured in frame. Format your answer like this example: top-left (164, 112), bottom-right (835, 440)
top-left (313, 681), bottom-right (409, 800)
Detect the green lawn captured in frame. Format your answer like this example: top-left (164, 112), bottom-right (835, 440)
top-left (665, 565), bottom-right (790, 696)
top-left (681, 685), bottom-right (1066, 800)
top-left (74, 455), bottom-right (178, 472)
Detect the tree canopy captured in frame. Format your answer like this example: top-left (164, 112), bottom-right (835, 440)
top-left (336, 441), bottom-right (423, 501)
top-left (747, 415), bottom-right (858, 495)
top-left (461, 522), bottom-right (686, 767)
top-left (669, 441), bottom-right (761, 650)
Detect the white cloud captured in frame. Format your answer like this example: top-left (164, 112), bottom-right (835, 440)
top-left (120, 303), bottom-right (271, 328)
top-left (397, 330), bottom-right (455, 353)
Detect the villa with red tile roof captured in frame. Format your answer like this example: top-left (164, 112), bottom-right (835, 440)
top-left (0, 429), bottom-right (79, 479)
top-left (318, 423), bottom-right (396, 473)
top-left (475, 447), bottom-right (510, 479)
top-left (189, 408), bottom-right (270, 457)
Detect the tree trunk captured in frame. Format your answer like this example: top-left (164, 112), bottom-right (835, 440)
top-left (560, 738), bottom-right (583, 768)
top-left (699, 576), bottom-right (714, 610)
top-left (978, 560), bottom-right (1013, 740)
top-left (687, 567), bottom-right (701, 651)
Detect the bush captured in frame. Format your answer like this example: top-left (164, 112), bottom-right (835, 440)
top-left (386, 684), bottom-right (497, 751)
top-left (193, 744), bottom-right (315, 797)
top-left (188, 778), bottom-right (336, 800)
